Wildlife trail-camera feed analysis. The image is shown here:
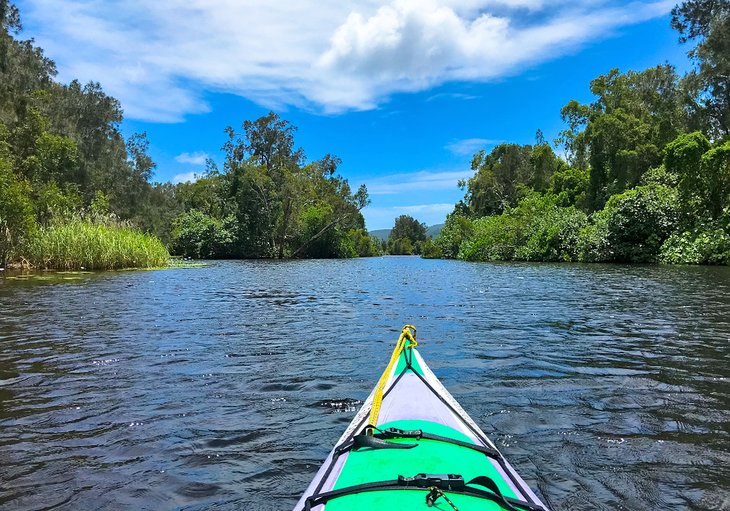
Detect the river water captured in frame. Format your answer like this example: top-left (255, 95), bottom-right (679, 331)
top-left (1, 257), bottom-right (729, 510)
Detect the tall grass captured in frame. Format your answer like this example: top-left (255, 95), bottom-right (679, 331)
top-left (22, 220), bottom-right (170, 270)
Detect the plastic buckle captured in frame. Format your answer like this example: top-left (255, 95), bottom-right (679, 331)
top-left (384, 427), bottom-right (422, 438)
top-left (399, 473), bottom-right (465, 490)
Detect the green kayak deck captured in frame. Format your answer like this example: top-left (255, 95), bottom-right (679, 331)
top-left (294, 327), bottom-right (548, 511)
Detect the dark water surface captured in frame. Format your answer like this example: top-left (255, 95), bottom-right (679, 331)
top-left (1, 258), bottom-right (729, 510)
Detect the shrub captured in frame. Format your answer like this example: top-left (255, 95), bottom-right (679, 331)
top-left (172, 209), bottom-right (234, 258)
top-left (457, 193), bottom-right (587, 262)
top-left (660, 225), bottom-right (730, 265)
top-left (579, 184), bottom-right (679, 263)
top-left (421, 239), bottom-right (443, 259)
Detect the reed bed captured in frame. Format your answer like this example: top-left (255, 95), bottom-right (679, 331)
top-left (23, 220), bottom-right (170, 270)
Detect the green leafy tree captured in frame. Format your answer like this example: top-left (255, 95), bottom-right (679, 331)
top-left (434, 213), bottom-right (474, 259)
top-left (664, 131), bottom-right (730, 220)
top-left (387, 215), bottom-right (427, 254)
top-left (559, 66), bottom-right (686, 210)
top-left (390, 215), bottom-right (427, 243)
top-left (672, 0), bottom-right (730, 137)
top-left (172, 209), bottom-right (234, 259)
top-left (461, 142), bottom-right (562, 216)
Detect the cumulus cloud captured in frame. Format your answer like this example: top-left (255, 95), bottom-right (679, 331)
top-left (175, 151), bottom-right (209, 165)
top-left (19, 0), bottom-right (673, 121)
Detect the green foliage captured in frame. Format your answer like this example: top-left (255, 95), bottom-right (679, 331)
top-left (434, 213), bottom-right (474, 259)
top-left (388, 237), bottom-right (415, 255)
top-left (32, 180), bottom-right (81, 225)
top-left (579, 184), bottom-right (680, 263)
top-left (461, 142), bottom-right (562, 216)
top-left (389, 215), bottom-right (427, 243)
top-left (665, 132), bottom-right (730, 219)
top-left (660, 225), bottom-right (730, 264)
top-left (348, 229), bottom-right (381, 257)
top-left (672, 0), bottom-right (730, 138)
top-left (559, 66), bottom-right (685, 210)
top-left (550, 165), bottom-right (590, 209)
top-left (387, 215), bottom-right (428, 255)
top-left (172, 209), bottom-right (234, 259)
top-left (222, 113), bottom-right (369, 259)
top-left (421, 239), bottom-right (443, 259)
top-left (514, 195), bottom-right (588, 262)
top-left (0, 156), bottom-right (34, 266)
top-left (458, 194), bottom-right (587, 262)
top-left (458, 214), bottom-right (523, 261)
top-left (22, 219), bottom-right (169, 270)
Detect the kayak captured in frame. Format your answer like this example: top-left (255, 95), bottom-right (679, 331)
top-left (294, 325), bottom-right (549, 511)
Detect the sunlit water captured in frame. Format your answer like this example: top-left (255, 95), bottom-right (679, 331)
top-left (1, 258), bottom-right (729, 510)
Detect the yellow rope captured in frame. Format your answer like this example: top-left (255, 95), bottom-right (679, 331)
top-left (366, 324), bottom-right (418, 434)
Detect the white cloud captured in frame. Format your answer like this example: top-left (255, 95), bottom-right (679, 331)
top-left (365, 169), bottom-right (472, 195)
top-left (18, 0), bottom-right (674, 121)
top-left (363, 203), bottom-right (455, 229)
top-left (175, 151), bottom-right (209, 165)
top-left (171, 172), bottom-right (199, 184)
top-left (445, 138), bottom-right (499, 155)
top-left (426, 92), bottom-right (478, 102)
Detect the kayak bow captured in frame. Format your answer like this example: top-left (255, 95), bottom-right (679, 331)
top-left (294, 325), bottom-right (549, 511)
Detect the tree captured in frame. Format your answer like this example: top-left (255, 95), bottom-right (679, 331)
top-left (559, 66), bottom-right (687, 210)
top-left (435, 212), bottom-right (474, 259)
top-left (664, 131), bottom-right (730, 220)
top-left (221, 112), bottom-right (369, 258)
top-left (387, 215), bottom-right (427, 255)
top-left (672, 0), bottom-right (730, 138)
top-left (461, 142), bottom-right (563, 217)
top-left (390, 215), bottom-right (427, 242)
top-left (579, 184), bottom-right (680, 263)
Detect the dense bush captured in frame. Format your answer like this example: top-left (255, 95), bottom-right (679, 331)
top-left (389, 237), bottom-right (415, 255)
top-left (0, 159), bottom-right (35, 267)
top-left (452, 194), bottom-right (587, 262)
top-left (172, 209), bottom-right (234, 259)
top-left (435, 214), bottom-right (473, 259)
top-left (347, 229), bottom-right (381, 257)
top-left (515, 195), bottom-right (588, 261)
top-left (580, 184), bottom-right (679, 263)
top-left (660, 225), bottom-right (730, 265)
top-left (421, 239), bottom-right (443, 259)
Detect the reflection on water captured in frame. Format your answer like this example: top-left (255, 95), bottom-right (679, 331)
top-left (1, 258), bottom-right (729, 510)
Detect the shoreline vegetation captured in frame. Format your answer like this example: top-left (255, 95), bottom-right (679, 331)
top-left (1, 0), bottom-right (728, 271)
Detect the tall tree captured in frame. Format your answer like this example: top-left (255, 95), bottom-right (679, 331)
top-left (461, 142), bottom-right (562, 217)
top-left (559, 66), bottom-right (686, 210)
top-left (672, 0), bottom-right (730, 138)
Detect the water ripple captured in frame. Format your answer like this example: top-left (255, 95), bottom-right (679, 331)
top-left (1, 258), bottom-right (729, 510)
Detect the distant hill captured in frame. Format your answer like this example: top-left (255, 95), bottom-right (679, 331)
top-left (369, 229), bottom-right (391, 241)
top-left (369, 223), bottom-right (444, 241)
top-left (427, 223), bottom-right (444, 238)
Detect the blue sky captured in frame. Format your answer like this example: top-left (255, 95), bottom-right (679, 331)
top-left (17, 0), bottom-right (690, 229)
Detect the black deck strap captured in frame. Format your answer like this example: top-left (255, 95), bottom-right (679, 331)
top-left (467, 476), bottom-right (520, 511)
top-left (352, 433), bottom-right (418, 450)
top-left (303, 473), bottom-right (548, 511)
top-left (379, 427), bottom-right (502, 459)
